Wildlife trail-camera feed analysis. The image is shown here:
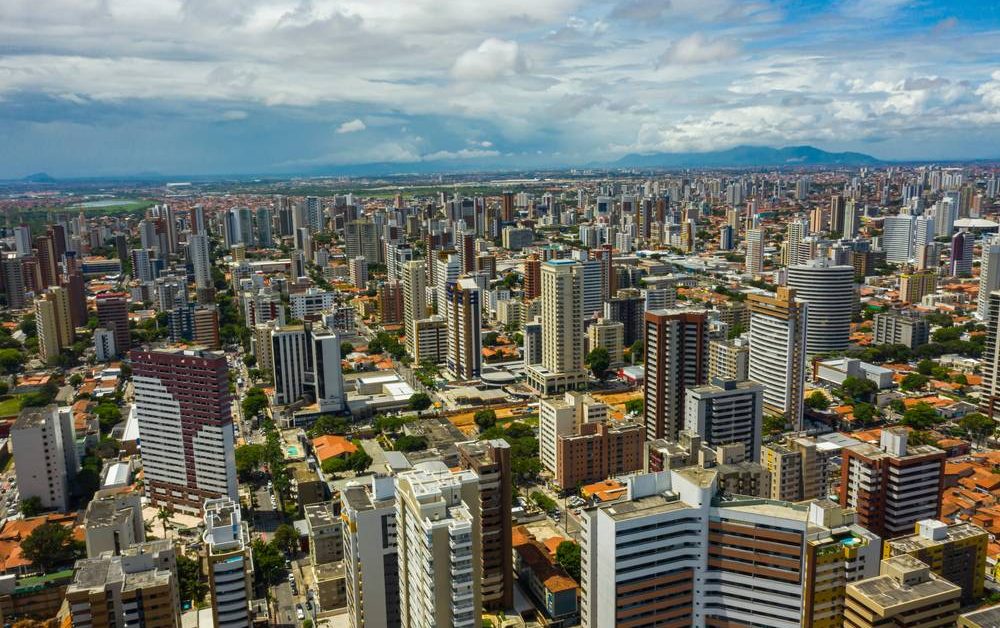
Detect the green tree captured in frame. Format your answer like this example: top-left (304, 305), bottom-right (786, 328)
top-left (0, 349), bottom-right (25, 374)
top-left (251, 540), bottom-right (285, 586)
top-left (273, 524), bottom-right (299, 556)
top-left (852, 402), bottom-right (876, 424)
top-left (94, 403), bottom-right (122, 433)
top-left (624, 398), bottom-right (643, 415)
top-left (555, 541), bottom-right (582, 581)
top-left (340, 342), bottom-right (354, 355)
top-left (901, 403), bottom-right (942, 430)
top-left (900, 372), bottom-right (930, 392)
top-left (21, 523), bottom-right (81, 572)
top-left (629, 339), bottom-right (643, 362)
top-left (932, 327), bottom-right (962, 343)
top-left (840, 376), bottom-right (878, 402)
top-left (763, 414), bottom-right (786, 436)
top-left (394, 435), bottom-right (428, 452)
top-left (177, 554), bottom-right (208, 604)
top-left (235, 444), bottom-right (267, 482)
top-left (242, 354), bottom-right (257, 367)
top-left (242, 387), bottom-right (269, 418)
top-left (530, 491), bottom-right (556, 512)
top-left (308, 415), bottom-right (350, 437)
top-left (483, 332), bottom-right (500, 346)
top-left (586, 347), bottom-right (611, 380)
top-left (408, 392), bottom-right (432, 412)
top-left (156, 507), bottom-right (172, 537)
top-left (474, 409), bottom-right (497, 431)
top-left (20, 496), bottom-right (42, 517)
top-left (805, 390), bottom-right (830, 411)
top-left (958, 412), bottom-right (995, 445)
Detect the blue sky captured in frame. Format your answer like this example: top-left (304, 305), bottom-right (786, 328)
top-left (0, 0), bottom-right (999, 177)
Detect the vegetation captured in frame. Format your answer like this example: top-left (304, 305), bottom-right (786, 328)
top-left (586, 347), bottom-right (611, 380)
top-left (235, 444), bottom-right (268, 482)
top-left (958, 413), bottom-right (995, 446)
top-left (177, 554), bottom-right (208, 604)
top-left (805, 390), bottom-right (830, 411)
top-left (852, 402), bottom-right (876, 424)
top-left (20, 496), bottom-right (43, 518)
top-left (763, 414), bottom-right (786, 436)
top-left (474, 409), bottom-right (497, 431)
top-left (624, 398), bottom-right (643, 415)
top-left (321, 447), bottom-right (372, 475)
top-left (308, 415), bottom-right (350, 437)
top-left (251, 539), bottom-right (285, 587)
top-left (555, 541), bottom-right (582, 581)
top-left (273, 524), bottom-right (300, 556)
top-left (901, 403), bottom-right (943, 430)
top-left (393, 435), bottom-right (428, 452)
top-left (839, 376), bottom-right (878, 402)
top-left (899, 373), bottom-right (929, 392)
top-left (530, 491), bottom-right (556, 512)
top-left (479, 421), bottom-right (541, 484)
top-left (408, 392), bottom-right (432, 412)
top-left (22, 523), bottom-right (83, 572)
top-left (242, 387), bottom-right (269, 418)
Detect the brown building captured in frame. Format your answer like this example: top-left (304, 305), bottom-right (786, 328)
top-left (65, 540), bottom-right (180, 628)
top-left (457, 439), bottom-right (513, 610)
top-left (845, 555), bottom-right (960, 628)
top-left (378, 281), bottom-right (405, 325)
top-left (501, 191), bottom-right (515, 223)
top-left (556, 421), bottom-right (644, 489)
top-left (0, 570), bottom-right (74, 624)
top-left (476, 254), bottom-right (496, 280)
top-left (523, 254), bottom-right (541, 300)
top-left (840, 428), bottom-right (945, 539)
top-left (642, 309), bottom-right (709, 441)
top-left (192, 304), bottom-right (221, 350)
top-left (96, 292), bottom-right (130, 354)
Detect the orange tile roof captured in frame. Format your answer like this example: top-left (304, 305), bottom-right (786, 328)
top-left (543, 536), bottom-right (566, 556)
top-left (511, 526), bottom-right (578, 594)
top-left (581, 479), bottom-right (627, 502)
top-left (312, 435), bottom-right (358, 462)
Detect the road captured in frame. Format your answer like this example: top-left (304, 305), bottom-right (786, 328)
top-left (252, 485), bottom-right (283, 541)
top-left (272, 581), bottom-right (297, 627)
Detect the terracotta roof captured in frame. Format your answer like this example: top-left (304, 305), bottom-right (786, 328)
top-left (511, 526), bottom-right (578, 594)
top-left (312, 435), bottom-right (358, 462)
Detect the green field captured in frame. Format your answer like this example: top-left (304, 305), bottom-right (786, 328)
top-left (0, 396), bottom-right (22, 417)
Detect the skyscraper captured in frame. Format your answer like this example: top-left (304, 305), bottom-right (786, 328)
top-left (402, 260), bottom-right (428, 359)
top-left (445, 278), bottom-right (482, 380)
top-left (131, 348), bottom-right (237, 513)
top-left (189, 233), bottom-right (213, 293)
top-left (684, 379), bottom-right (763, 463)
top-left (748, 287), bottom-right (807, 430)
top-left (12, 405), bottom-right (76, 512)
top-left (977, 237), bottom-right (1000, 319)
top-left (396, 461), bottom-right (482, 627)
top-left (949, 229), bottom-right (974, 277)
top-left (525, 260), bottom-right (588, 395)
top-left (342, 476), bottom-right (400, 628)
top-left (523, 253), bottom-right (541, 300)
top-left (96, 292), bottom-right (130, 355)
top-left (642, 309), bottom-right (709, 441)
top-left (883, 214), bottom-right (915, 263)
top-left (204, 497), bottom-right (253, 628)
top-left (745, 228), bottom-right (764, 275)
top-left (34, 286), bottom-right (74, 363)
top-left (787, 258), bottom-right (855, 355)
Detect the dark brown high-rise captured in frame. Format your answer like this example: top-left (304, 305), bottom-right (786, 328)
top-left (642, 309), bottom-right (709, 441)
top-left (96, 292), bottom-right (130, 354)
top-left (457, 439), bottom-right (513, 610)
top-left (501, 191), bottom-right (515, 223)
top-left (523, 254), bottom-right (541, 300)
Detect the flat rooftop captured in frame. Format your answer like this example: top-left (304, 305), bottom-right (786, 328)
top-left (887, 522), bottom-right (987, 554)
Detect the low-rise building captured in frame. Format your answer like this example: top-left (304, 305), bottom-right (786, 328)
top-left (844, 555), bottom-right (961, 628)
top-left (304, 502), bottom-right (343, 566)
top-left (884, 520), bottom-right (988, 604)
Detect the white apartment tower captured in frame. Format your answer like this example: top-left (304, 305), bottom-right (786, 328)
top-left (748, 287), bottom-right (807, 430)
top-left (204, 498), bottom-right (253, 628)
top-left (525, 260), bottom-right (588, 395)
top-left (12, 405), bottom-right (76, 512)
top-left (342, 476), bottom-right (400, 628)
top-left (786, 258), bottom-right (855, 355)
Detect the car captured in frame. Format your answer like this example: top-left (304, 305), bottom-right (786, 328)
top-left (296, 607), bottom-right (305, 620)
top-left (287, 573), bottom-right (295, 582)
top-left (285, 559), bottom-right (291, 569)
top-left (305, 601), bottom-right (312, 612)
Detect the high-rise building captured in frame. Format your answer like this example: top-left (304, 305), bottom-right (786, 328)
top-left (872, 312), bottom-right (930, 348)
top-left (883, 214), bottom-right (915, 263)
top-left (684, 379), bottom-right (763, 463)
top-left (349, 256), bottom-right (368, 289)
top-left (580, 468), bottom-right (879, 628)
top-left (603, 289), bottom-right (645, 346)
top-left (12, 405), bottom-right (76, 512)
top-left (840, 428), bottom-right (945, 539)
top-left (396, 461), bottom-right (481, 627)
top-left (96, 292), bottom-right (130, 355)
top-left (748, 287), bottom-right (807, 429)
top-left (760, 434), bottom-right (842, 502)
top-left (978, 237), bottom-right (1000, 319)
top-left (402, 260), bottom-right (428, 359)
top-left (131, 348), bottom-right (236, 513)
top-left (189, 233), bottom-right (213, 296)
top-left (457, 440), bottom-right (513, 610)
top-left (899, 270), bottom-right (938, 304)
top-left (445, 278), bottom-right (482, 380)
top-left (708, 337), bottom-right (749, 382)
top-left (642, 309), bottom-right (709, 441)
top-left (843, 198), bottom-right (859, 239)
top-left (204, 498), bottom-right (253, 628)
top-left (586, 317), bottom-right (625, 368)
top-left (844, 555), bottom-right (960, 628)
top-left (745, 228), bottom-right (764, 275)
top-left (342, 476), bottom-right (400, 628)
top-left (523, 254), bottom-right (541, 300)
top-left (522, 317), bottom-right (542, 366)
top-left (983, 290), bottom-right (1000, 418)
top-left (829, 194), bottom-right (846, 234)
top-left (34, 286), bottom-right (74, 363)
top-left (66, 540), bottom-right (181, 628)
top-left (378, 281), bottom-right (405, 325)
top-left (412, 315), bottom-right (448, 365)
top-left (885, 520), bottom-right (987, 604)
top-left (270, 323), bottom-right (345, 412)
top-left (949, 229), bottom-right (974, 277)
top-left (525, 260), bottom-right (588, 395)
top-left (787, 258), bottom-right (855, 355)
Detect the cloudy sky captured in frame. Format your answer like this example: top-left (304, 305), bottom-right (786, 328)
top-left (1, 0), bottom-right (999, 177)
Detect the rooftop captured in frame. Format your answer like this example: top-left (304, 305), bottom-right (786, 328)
top-left (887, 522), bottom-right (987, 554)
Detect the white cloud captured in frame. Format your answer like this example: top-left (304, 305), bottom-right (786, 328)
top-left (452, 38), bottom-right (527, 81)
top-left (659, 33), bottom-right (740, 65)
top-left (220, 109), bottom-right (248, 121)
top-left (423, 148), bottom-right (500, 160)
top-left (336, 118), bottom-right (366, 134)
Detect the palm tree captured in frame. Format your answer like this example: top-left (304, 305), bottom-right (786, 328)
top-left (156, 507), bottom-right (172, 538)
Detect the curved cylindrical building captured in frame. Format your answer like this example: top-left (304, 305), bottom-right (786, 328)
top-left (787, 258), bottom-right (855, 355)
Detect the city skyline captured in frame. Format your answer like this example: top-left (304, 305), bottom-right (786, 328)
top-left (2, 1), bottom-right (1000, 177)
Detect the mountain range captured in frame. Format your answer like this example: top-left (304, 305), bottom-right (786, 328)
top-left (611, 145), bottom-right (882, 169)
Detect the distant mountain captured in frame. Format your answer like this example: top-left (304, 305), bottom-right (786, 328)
top-left (612, 145), bottom-right (881, 169)
top-left (21, 172), bottom-right (56, 182)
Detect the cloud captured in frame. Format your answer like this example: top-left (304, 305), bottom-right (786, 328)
top-left (452, 38), bottom-right (527, 81)
top-left (336, 118), bottom-right (366, 134)
top-left (659, 33), bottom-right (740, 65)
top-left (219, 109), bottom-right (248, 121)
top-left (608, 0), bottom-right (673, 23)
top-left (838, 0), bottom-right (911, 19)
top-left (423, 148), bottom-right (500, 160)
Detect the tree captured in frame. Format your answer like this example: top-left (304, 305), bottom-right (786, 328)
top-left (235, 444), bottom-right (267, 482)
top-left (394, 435), bottom-right (428, 452)
top-left (763, 414), bottom-right (787, 436)
top-left (177, 554), bottom-right (208, 604)
top-left (242, 387), bottom-right (269, 418)
top-left (555, 541), bottom-right (581, 581)
top-left (840, 376), bottom-right (878, 402)
top-left (900, 373), bottom-right (930, 392)
top-left (932, 327), bottom-right (963, 343)
top-left (587, 347), bottom-right (611, 380)
top-left (624, 398), bottom-right (643, 415)
top-left (20, 496), bottom-right (42, 517)
top-left (474, 409), bottom-right (497, 431)
top-left (901, 403), bottom-right (942, 430)
top-left (69, 374), bottom-right (84, 387)
top-left (408, 392), bottom-right (432, 412)
top-left (629, 339), bottom-right (643, 362)
top-left (805, 390), bottom-right (830, 411)
top-left (308, 415), bottom-right (350, 437)
top-left (21, 523), bottom-right (80, 572)
top-left (530, 491), bottom-right (556, 512)
top-left (483, 332), bottom-right (501, 347)
top-left (94, 403), bottom-right (122, 433)
top-left (0, 349), bottom-right (25, 374)
top-left (156, 507), bottom-right (172, 537)
top-left (251, 540), bottom-right (285, 586)
top-left (959, 412), bottom-right (995, 445)
top-left (340, 342), bottom-right (354, 355)
top-left (242, 354), bottom-right (257, 367)
top-left (852, 402), bottom-right (876, 425)
top-left (273, 524), bottom-right (299, 556)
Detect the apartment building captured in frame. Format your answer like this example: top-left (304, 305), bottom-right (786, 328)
top-left (872, 311), bottom-right (930, 349)
top-left (12, 405), bottom-right (76, 512)
top-left (884, 520), bottom-right (988, 604)
top-left (684, 379), bottom-right (762, 463)
top-left (761, 434), bottom-right (843, 502)
top-left (204, 498), bottom-right (253, 628)
top-left (342, 475), bottom-right (400, 628)
top-left (708, 337), bottom-right (749, 382)
top-left (555, 421), bottom-right (644, 490)
top-left (840, 428), bottom-right (945, 539)
top-left (642, 309), bottom-right (709, 441)
top-left (844, 555), bottom-right (960, 628)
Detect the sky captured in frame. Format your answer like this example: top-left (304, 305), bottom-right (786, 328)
top-left (1, 0), bottom-right (999, 177)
